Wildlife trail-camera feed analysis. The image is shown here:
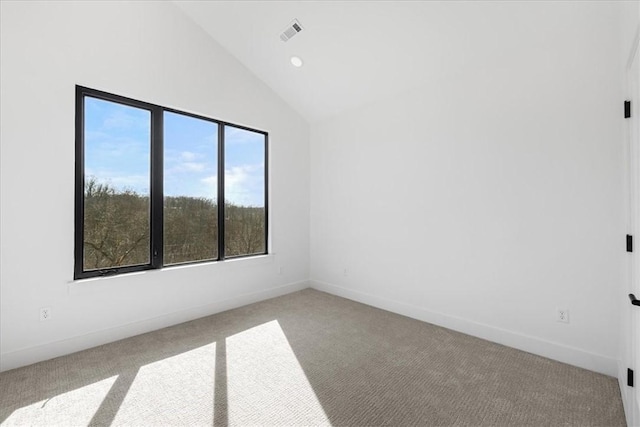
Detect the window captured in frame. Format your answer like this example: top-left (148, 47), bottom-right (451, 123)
top-left (75, 86), bottom-right (268, 279)
top-left (224, 126), bottom-right (267, 257)
top-left (163, 112), bottom-right (219, 265)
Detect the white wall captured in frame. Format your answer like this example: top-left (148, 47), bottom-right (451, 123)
top-left (0, 1), bottom-right (310, 371)
top-left (310, 1), bottom-right (625, 376)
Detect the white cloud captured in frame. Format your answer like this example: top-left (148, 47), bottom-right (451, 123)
top-left (181, 162), bottom-right (206, 172)
top-left (225, 165), bottom-right (249, 187)
top-left (165, 161), bottom-right (209, 175)
top-left (200, 165), bottom-right (264, 206)
top-left (164, 151), bottom-right (211, 175)
top-left (180, 151), bottom-right (199, 161)
top-left (224, 164), bottom-right (264, 206)
top-left (201, 175), bottom-right (218, 188)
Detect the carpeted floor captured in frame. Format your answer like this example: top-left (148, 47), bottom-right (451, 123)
top-left (0, 289), bottom-right (626, 426)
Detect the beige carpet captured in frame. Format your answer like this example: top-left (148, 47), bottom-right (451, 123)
top-left (0, 289), bottom-right (626, 426)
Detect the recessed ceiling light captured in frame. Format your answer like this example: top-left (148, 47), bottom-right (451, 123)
top-left (290, 56), bottom-right (303, 68)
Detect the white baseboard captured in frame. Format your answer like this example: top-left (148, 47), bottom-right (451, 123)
top-left (0, 280), bottom-right (309, 373)
top-left (310, 279), bottom-right (618, 377)
top-left (2, 279), bottom-right (619, 379)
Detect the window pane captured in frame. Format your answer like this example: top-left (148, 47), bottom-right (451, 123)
top-left (83, 97), bottom-right (151, 270)
top-left (164, 112), bottom-right (218, 265)
top-left (224, 126), bottom-right (266, 257)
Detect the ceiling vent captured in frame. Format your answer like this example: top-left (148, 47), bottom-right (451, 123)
top-left (280, 19), bottom-right (303, 42)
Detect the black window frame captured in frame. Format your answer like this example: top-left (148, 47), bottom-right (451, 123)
top-left (74, 86), bottom-right (269, 279)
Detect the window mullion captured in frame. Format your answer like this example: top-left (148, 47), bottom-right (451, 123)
top-left (218, 124), bottom-right (225, 260)
top-left (151, 106), bottom-right (164, 269)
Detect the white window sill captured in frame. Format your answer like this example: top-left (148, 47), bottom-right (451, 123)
top-left (68, 254), bottom-right (275, 295)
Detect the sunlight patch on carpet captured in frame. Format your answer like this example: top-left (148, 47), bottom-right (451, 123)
top-left (110, 342), bottom-right (216, 425)
top-left (3, 375), bottom-right (118, 426)
top-left (226, 320), bottom-right (330, 425)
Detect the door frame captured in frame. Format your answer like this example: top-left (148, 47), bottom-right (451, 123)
top-left (623, 32), bottom-right (640, 427)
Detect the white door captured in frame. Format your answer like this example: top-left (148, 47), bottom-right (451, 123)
top-left (625, 40), bottom-right (640, 427)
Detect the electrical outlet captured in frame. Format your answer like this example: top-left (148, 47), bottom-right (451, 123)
top-left (557, 308), bottom-right (569, 323)
top-left (39, 307), bottom-right (51, 322)
top-left (343, 268), bottom-right (348, 277)
top-left (278, 266), bottom-right (283, 275)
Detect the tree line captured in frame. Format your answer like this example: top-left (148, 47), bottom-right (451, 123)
top-left (83, 178), bottom-right (265, 270)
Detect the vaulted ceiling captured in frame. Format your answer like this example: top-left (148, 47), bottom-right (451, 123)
top-left (173, 1), bottom-right (573, 124)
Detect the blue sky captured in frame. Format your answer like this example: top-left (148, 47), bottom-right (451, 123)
top-left (84, 97), bottom-right (265, 207)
